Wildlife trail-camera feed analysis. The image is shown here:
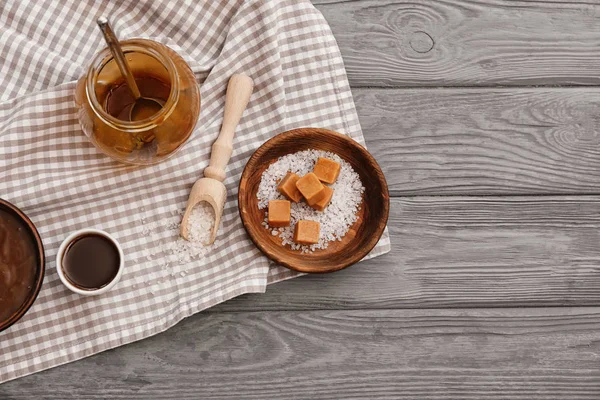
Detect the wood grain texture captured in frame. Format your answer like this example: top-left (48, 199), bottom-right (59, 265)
top-left (2, 307), bottom-right (600, 399)
top-left (218, 196), bottom-right (600, 311)
top-left (239, 128), bottom-right (389, 273)
top-left (357, 88), bottom-right (600, 195)
top-left (5, 1), bottom-right (600, 397)
top-left (313, 0), bottom-right (600, 87)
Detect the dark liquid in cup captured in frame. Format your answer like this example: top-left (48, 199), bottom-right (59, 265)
top-left (62, 234), bottom-right (120, 290)
top-left (104, 76), bottom-right (170, 121)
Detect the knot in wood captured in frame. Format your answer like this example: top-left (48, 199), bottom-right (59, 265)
top-left (410, 31), bottom-right (434, 53)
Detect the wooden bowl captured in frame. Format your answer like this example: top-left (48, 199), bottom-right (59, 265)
top-left (0, 199), bottom-right (45, 333)
top-left (238, 128), bottom-right (389, 273)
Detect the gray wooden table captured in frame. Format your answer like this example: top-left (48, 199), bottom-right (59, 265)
top-left (3, 0), bottom-right (600, 398)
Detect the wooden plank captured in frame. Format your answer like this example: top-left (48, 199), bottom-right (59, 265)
top-left (357, 87), bottom-right (600, 196)
top-left (217, 196), bottom-right (600, 311)
top-left (2, 307), bottom-right (599, 399)
top-left (313, 0), bottom-right (600, 87)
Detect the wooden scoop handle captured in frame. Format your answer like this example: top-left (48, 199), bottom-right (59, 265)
top-left (204, 74), bottom-right (254, 182)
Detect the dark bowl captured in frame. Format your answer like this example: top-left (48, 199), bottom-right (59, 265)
top-left (238, 128), bottom-right (389, 273)
top-left (0, 198), bottom-right (45, 333)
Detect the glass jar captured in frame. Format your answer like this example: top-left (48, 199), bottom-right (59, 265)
top-left (75, 39), bottom-right (200, 165)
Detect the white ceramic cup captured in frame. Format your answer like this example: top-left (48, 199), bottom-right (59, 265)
top-left (56, 228), bottom-right (124, 296)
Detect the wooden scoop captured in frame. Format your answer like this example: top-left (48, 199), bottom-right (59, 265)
top-left (181, 74), bottom-right (254, 244)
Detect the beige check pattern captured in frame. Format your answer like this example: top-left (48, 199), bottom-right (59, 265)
top-left (0, 0), bottom-right (391, 383)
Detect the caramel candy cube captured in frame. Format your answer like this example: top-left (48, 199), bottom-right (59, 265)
top-left (295, 172), bottom-right (325, 204)
top-left (294, 220), bottom-right (320, 245)
top-left (277, 172), bottom-right (303, 203)
top-left (268, 200), bottom-right (291, 227)
top-left (309, 185), bottom-right (334, 212)
top-left (313, 157), bottom-right (341, 184)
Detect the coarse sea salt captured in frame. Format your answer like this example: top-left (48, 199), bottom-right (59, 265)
top-left (257, 149), bottom-right (365, 253)
top-left (142, 202), bottom-right (219, 265)
top-left (165, 201), bottom-right (216, 263)
top-left (185, 201), bottom-right (215, 244)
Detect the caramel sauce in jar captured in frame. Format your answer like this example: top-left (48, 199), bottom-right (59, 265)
top-left (75, 39), bottom-right (200, 165)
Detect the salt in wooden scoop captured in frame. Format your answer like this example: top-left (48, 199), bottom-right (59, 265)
top-left (181, 74), bottom-right (254, 244)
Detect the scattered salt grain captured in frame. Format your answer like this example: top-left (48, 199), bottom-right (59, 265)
top-left (136, 202), bottom-right (220, 266)
top-left (257, 149), bottom-right (365, 253)
top-left (163, 201), bottom-right (218, 263)
top-left (167, 222), bottom-right (179, 230)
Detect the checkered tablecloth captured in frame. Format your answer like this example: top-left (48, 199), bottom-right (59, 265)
top-left (0, 0), bottom-right (390, 383)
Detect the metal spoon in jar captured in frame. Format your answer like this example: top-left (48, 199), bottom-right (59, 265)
top-left (96, 17), bottom-right (163, 122)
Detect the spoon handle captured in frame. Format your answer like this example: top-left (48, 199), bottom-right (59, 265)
top-left (96, 17), bottom-right (141, 99)
top-left (204, 74), bottom-right (254, 182)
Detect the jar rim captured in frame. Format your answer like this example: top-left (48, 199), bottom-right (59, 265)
top-left (85, 40), bottom-right (180, 132)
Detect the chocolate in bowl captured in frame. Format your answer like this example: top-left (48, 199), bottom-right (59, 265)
top-left (0, 199), bottom-right (45, 333)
